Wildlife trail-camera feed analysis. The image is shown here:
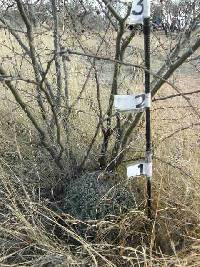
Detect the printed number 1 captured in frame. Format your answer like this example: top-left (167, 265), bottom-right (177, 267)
top-left (138, 164), bottom-right (144, 175)
top-left (132, 0), bottom-right (144, 15)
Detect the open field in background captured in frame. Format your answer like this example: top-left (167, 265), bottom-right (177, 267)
top-left (0, 28), bottom-right (200, 266)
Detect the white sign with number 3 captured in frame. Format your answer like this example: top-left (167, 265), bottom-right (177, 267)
top-left (128, 0), bottom-right (150, 24)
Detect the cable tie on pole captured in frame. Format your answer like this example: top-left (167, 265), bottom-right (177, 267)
top-left (143, 0), bottom-right (151, 18)
top-left (145, 93), bottom-right (151, 108)
top-left (145, 152), bottom-right (152, 178)
top-left (145, 162), bottom-right (152, 178)
top-left (146, 151), bottom-right (152, 162)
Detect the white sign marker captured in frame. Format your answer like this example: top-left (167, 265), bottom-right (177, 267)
top-left (128, 0), bottom-right (150, 25)
top-left (127, 161), bottom-right (152, 178)
top-left (114, 93), bottom-right (150, 112)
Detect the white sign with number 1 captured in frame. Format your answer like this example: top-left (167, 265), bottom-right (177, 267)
top-left (127, 161), bottom-right (152, 178)
top-left (128, 0), bottom-right (150, 24)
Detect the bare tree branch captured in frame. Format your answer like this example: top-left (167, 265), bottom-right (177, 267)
top-left (50, 0), bottom-right (63, 110)
top-left (153, 89), bottom-right (200, 102)
top-left (101, 0), bottom-right (122, 22)
top-left (0, 64), bottom-right (64, 170)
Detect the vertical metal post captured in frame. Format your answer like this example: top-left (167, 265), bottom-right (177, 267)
top-left (143, 17), bottom-right (152, 219)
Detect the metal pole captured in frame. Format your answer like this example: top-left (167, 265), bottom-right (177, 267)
top-left (143, 17), bottom-right (152, 219)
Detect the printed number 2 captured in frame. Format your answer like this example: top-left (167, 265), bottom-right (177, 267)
top-left (135, 94), bottom-right (145, 109)
top-left (132, 0), bottom-right (144, 16)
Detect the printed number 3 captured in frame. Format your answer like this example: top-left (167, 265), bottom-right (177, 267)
top-left (132, 0), bottom-right (144, 15)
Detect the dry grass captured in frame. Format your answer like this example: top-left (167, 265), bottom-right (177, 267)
top-left (0, 164), bottom-right (199, 266)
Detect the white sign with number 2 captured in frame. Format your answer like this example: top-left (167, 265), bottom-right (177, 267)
top-left (128, 0), bottom-right (150, 24)
top-left (114, 93), bottom-right (150, 112)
